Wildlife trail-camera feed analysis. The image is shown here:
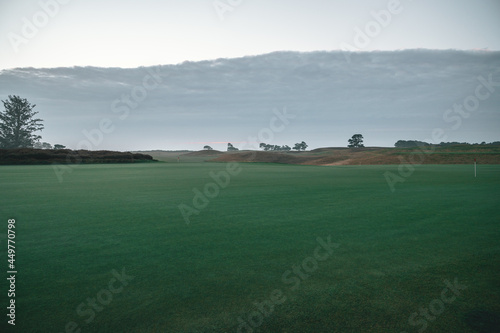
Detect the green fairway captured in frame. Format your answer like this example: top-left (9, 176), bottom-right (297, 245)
top-left (1, 163), bottom-right (499, 332)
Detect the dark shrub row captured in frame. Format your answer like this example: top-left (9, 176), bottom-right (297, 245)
top-left (0, 148), bottom-right (155, 165)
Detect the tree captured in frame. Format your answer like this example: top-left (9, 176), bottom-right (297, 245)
top-left (293, 141), bottom-right (308, 151)
top-left (227, 143), bottom-right (239, 151)
top-left (203, 145), bottom-right (213, 150)
top-left (0, 95), bottom-right (44, 148)
top-left (34, 142), bottom-right (52, 149)
top-left (348, 134), bottom-right (364, 148)
top-left (54, 144), bottom-right (66, 149)
top-left (394, 140), bottom-right (429, 148)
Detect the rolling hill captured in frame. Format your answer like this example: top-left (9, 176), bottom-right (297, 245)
top-left (144, 145), bottom-right (500, 165)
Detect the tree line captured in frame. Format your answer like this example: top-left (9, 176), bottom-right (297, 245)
top-left (394, 140), bottom-right (500, 148)
top-left (203, 141), bottom-right (310, 152)
top-left (259, 141), bottom-right (308, 151)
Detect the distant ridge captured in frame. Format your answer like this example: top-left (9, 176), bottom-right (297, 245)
top-left (210, 146), bottom-right (500, 165)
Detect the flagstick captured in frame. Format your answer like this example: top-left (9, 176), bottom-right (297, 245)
top-left (474, 159), bottom-right (476, 178)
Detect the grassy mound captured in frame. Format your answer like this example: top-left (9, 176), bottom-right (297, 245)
top-left (210, 145), bottom-right (500, 165)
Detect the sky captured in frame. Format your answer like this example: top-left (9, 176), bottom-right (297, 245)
top-left (2, 0), bottom-right (500, 69)
top-left (0, 0), bottom-right (499, 150)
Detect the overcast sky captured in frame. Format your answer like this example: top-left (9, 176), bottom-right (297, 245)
top-left (2, 0), bottom-right (500, 69)
top-left (0, 1), bottom-right (499, 151)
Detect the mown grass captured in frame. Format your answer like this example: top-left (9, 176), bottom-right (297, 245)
top-left (0, 163), bottom-right (499, 332)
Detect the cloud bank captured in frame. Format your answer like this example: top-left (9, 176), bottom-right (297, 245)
top-left (0, 49), bottom-right (499, 151)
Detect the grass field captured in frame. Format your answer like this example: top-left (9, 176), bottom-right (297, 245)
top-left (1, 162), bottom-right (499, 332)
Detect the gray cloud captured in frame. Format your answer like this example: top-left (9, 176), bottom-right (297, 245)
top-left (0, 49), bottom-right (499, 150)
